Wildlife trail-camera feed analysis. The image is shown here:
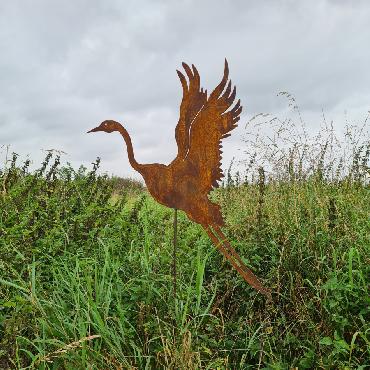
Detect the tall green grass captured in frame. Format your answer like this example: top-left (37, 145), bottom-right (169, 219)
top-left (0, 108), bottom-right (369, 369)
top-left (0, 149), bottom-right (368, 369)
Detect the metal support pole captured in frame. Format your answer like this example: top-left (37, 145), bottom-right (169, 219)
top-left (172, 209), bottom-right (178, 343)
top-left (172, 208), bottom-right (178, 301)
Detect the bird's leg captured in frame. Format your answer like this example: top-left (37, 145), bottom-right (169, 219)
top-left (207, 225), bottom-right (271, 299)
top-left (212, 225), bottom-right (271, 298)
top-left (204, 225), bottom-right (255, 287)
top-left (212, 225), bottom-right (249, 268)
top-left (213, 225), bottom-right (271, 298)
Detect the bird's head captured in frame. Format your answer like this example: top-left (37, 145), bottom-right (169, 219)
top-left (87, 120), bottom-right (120, 134)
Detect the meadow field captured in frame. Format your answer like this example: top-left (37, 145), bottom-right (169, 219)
top-left (0, 116), bottom-right (369, 369)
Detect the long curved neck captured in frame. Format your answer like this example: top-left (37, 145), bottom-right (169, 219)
top-left (116, 123), bottom-right (142, 172)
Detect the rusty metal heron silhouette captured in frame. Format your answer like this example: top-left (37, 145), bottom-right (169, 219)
top-left (88, 59), bottom-right (271, 298)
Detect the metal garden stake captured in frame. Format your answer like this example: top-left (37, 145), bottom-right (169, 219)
top-left (88, 59), bottom-right (271, 299)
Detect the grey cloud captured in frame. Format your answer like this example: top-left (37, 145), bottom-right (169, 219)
top-left (1, 0), bottom-right (369, 179)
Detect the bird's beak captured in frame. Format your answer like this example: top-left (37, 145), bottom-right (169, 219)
top-left (87, 126), bottom-right (100, 133)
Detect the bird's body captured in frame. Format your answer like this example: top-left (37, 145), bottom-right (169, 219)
top-left (88, 60), bottom-right (271, 298)
top-left (139, 160), bottom-right (224, 226)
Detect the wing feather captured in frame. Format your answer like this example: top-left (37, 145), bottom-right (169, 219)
top-left (175, 63), bottom-right (207, 159)
top-left (185, 59), bottom-right (242, 195)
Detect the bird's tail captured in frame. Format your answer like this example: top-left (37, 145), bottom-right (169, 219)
top-left (204, 224), bottom-right (271, 299)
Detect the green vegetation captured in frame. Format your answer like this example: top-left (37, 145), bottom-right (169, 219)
top-left (0, 148), bottom-right (368, 369)
top-left (1, 107), bottom-right (369, 369)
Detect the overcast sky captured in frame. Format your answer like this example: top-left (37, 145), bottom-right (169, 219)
top-left (1, 0), bottom-right (369, 180)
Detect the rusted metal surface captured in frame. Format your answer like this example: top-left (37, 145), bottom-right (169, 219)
top-left (88, 60), bottom-right (271, 298)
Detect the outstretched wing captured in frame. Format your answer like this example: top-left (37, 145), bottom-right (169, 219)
top-left (185, 59), bottom-right (242, 195)
top-left (175, 63), bottom-right (207, 160)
